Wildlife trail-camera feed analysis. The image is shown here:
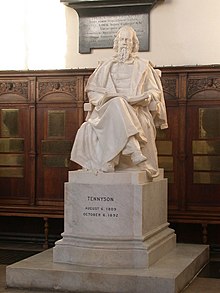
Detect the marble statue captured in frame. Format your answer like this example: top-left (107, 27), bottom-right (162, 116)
top-left (71, 25), bottom-right (168, 178)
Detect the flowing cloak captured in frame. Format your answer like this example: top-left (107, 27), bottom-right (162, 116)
top-left (70, 57), bottom-right (168, 174)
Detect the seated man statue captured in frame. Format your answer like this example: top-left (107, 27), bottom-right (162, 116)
top-left (71, 25), bottom-right (168, 178)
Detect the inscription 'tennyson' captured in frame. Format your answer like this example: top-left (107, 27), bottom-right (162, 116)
top-left (87, 196), bottom-right (114, 202)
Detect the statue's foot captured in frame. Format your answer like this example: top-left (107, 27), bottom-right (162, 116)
top-left (101, 162), bottom-right (115, 172)
top-left (131, 150), bottom-right (147, 165)
top-left (137, 161), bottom-right (159, 179)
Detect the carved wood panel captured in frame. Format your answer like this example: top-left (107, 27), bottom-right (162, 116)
top-left (0, 78), bottom-right (35, 103)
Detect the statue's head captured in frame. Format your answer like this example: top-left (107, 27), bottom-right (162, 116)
top-left (113, 26), bottom-right (139, 62)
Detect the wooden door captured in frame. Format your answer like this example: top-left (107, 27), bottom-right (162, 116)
top-left (186, 73), bottom-right (220, 213)
top-left (35, 75), bottom-right (84, 210)
top-left (0, 77), bottom-right (36, 206)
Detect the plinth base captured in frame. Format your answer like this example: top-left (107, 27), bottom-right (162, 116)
top-left (6, 243), bottom-right (209, 293)
top-left (53, 170), bottom-right (176, 268)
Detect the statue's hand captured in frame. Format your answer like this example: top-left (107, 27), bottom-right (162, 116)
top-left (128, 93), bottom-right (152, 106)
top-left (97, 93), bottom-right (117, 107)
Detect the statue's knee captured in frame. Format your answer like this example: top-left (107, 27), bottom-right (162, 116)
top-left (109, 97), bottom-right (126, 107)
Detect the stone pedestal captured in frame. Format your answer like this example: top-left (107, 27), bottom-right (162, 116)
top-left (53, 169), bottom-right (176, 268)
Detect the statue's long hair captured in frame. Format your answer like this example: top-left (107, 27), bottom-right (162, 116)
top-left (113, 26), bottom-right (139, 53)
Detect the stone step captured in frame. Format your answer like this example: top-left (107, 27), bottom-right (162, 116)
top-left (6, 243), bottom-right (209, 293)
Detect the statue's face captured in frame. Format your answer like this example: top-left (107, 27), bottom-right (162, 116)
top-left (118, 29), bottom-right (133, 52)
top-left (116, 28), bottom-right (134, 62)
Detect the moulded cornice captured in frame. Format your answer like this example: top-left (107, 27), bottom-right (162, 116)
top-left (60, 0), bottom-right (161, 9)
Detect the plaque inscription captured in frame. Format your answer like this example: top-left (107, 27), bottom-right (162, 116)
top-left (82, 196), bottom-right (119, 218)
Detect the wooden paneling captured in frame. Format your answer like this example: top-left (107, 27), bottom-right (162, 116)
top-left (0, 71), bottom-right (87, 215)
top-left (162, 66), bottom-right (220, 244)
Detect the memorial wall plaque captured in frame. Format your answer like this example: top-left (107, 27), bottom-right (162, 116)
top-left (78, 6), bottom-right (150, 53)
top-left (61, 0), bottom-right (161, 53)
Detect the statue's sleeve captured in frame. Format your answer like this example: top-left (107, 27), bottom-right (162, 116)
top-left (145, 64), bottom-right (168, 129)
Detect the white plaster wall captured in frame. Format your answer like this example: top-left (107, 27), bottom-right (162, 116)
top-left (66, 0), bottom-right (220, 68)
top-left (0, 0), bottom-right (220, 70)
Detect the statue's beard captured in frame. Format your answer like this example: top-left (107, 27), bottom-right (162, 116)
top-left (118, 46), bottom-right (132, 63)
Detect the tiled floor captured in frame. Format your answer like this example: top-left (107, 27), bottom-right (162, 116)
top-left (0, 242), bottom-right (219, 293)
